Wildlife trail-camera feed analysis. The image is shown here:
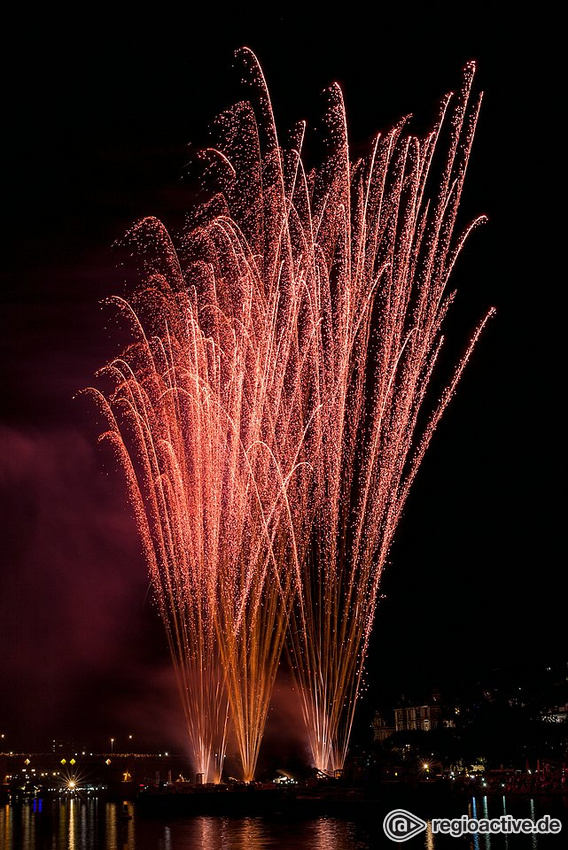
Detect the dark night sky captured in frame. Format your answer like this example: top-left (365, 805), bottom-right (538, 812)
top-left (0, 9), bottom-right (563, 754)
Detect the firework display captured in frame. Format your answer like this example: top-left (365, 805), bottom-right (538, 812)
top-left (89, 49), bottom-right (491, 780)
top-left (283, 60), bottom-right (493, 774)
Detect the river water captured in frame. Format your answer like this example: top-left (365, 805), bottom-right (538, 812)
top-left (1, 794), bottom-right (566, 848)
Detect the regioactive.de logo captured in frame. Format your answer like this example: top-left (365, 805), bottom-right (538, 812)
top-left (383, 808), bottom-right (563, 842)
top-left (383, 809), bottom-right (428, 842)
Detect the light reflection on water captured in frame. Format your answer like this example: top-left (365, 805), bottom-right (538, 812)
top-left (0, 795), bottom-right (565, 849)
top-left (423, 794), bottom-right (567, 850)
top-left (137, 815), bottom-right (358, 850)
top-left (0, 803), bottom-right (361, 850)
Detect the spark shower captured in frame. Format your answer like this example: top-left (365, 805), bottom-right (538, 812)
top-left (89, 49), bottom-right (492, 781)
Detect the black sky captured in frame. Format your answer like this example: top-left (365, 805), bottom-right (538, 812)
top-left (0, 9), bottom-right (563, 753)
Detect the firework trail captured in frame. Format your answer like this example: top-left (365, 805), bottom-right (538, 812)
top-left (87, 49), bottom-right (317, 781)
top-left (88, 49), bottom-right (491, 780)
top-left (284, 59), bottom-right (493, 774)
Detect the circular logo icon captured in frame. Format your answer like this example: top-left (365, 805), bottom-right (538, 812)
top-left (383, 808), bottom-right (428, 842)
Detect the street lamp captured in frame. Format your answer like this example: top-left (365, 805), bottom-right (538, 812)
top-left (110, 738), bottom-right (115, 754)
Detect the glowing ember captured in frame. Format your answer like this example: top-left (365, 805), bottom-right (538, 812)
top-left (88, 49), bottom-right (492, 780)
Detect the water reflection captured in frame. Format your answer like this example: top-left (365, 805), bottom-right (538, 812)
top-left (470, 796), bottom-right (481, 850)
top-left (311, 818), bottom-right (356, 850)
top-left (149, 814), bottom-right (361, 850)
top-left (0, 795), bottom-right (565, 850)
top-left (0, 805), bottom-right (366, 850)
top-left (421, 794), bottom-right (567, 850)
top-left (69, 798), bottom-right (76, 850)
top-left (481, 796), bottom-right (491, 850)
top-left (501, 794), bottom-right (509, 850)
top-left (1, 805), bottom-right (11, 848)
top-left (220, 817), bottom-right (266, 850)
top-left (529, 799), bottom-right (538, 850)
top-left (162, 823), bottom-right (172, 850)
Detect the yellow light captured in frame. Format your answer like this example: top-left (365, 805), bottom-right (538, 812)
top-left (68, 780), bottom-right (76, 789)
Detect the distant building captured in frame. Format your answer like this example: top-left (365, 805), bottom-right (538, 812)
top-left (373, 691), bottom-right (444, 739)
top-left (394, 703), bottom-right (441, 732)
top-left (372, 712), bottom-right (395, 742)
top-left (542, 704), bottom-right (568, 723)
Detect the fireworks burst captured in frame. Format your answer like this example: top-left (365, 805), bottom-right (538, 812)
top-left (282, 59), bottom-right (493, 774)
top-left (87, 49), bottom-right (492, 780)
